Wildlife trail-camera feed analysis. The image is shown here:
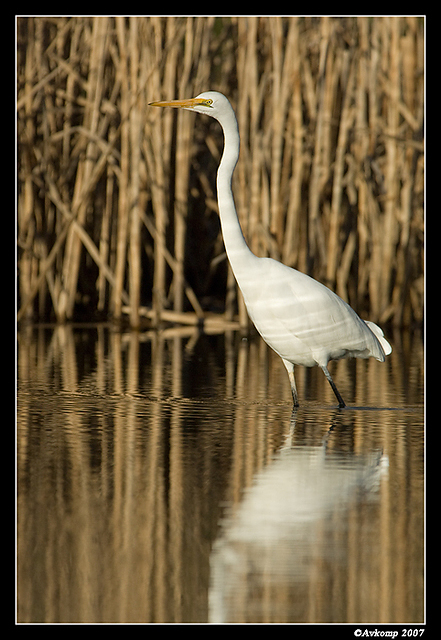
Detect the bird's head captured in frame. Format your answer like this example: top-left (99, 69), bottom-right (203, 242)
top-left (149, 91), bottom-right (232, 121)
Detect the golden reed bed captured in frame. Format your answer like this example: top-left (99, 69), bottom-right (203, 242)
top-left (17, 17), bottom-right (424, 329)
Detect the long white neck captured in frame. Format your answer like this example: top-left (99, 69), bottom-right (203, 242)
top-left (215, 108), bottom-right (256, 280)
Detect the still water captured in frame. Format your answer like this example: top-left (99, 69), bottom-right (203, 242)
top-left (17, 324), bottom-right (424, 624)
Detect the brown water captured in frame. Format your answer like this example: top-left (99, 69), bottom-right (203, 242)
top-left (17, 324), bottom-right (424, 623)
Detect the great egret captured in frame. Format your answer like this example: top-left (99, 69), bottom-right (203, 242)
top-left (149, 91), bottom-right (392, 407)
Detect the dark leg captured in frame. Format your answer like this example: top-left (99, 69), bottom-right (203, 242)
top-left (321, 365), bottom-right (346, 408)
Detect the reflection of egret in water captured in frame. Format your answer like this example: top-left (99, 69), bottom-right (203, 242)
top-left (17, 326), bottom-right (422, 623)
top-left (209, 409), bottom-right (389, 623)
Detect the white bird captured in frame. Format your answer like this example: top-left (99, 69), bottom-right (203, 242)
top-left (149, 91), bottom-right (392, 408)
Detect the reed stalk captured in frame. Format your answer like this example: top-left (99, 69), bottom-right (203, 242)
top-left (17, 16), bottom-right (424, 328)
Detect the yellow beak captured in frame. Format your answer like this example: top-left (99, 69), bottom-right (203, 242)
top-left (149, 97), bottom-right (210, 109)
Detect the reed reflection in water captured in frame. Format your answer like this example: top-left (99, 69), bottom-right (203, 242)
top-left (17, 325), bottom-right (424, 623)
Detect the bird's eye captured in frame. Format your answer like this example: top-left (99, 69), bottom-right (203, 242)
top-left (204, 99), bottom-right (213, 107)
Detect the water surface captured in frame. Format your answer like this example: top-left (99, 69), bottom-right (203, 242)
top-left (17, 325), bottom-right (424, 623)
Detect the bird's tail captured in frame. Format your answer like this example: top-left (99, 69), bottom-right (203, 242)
top-left (365, 321), bottom-right (392, 357)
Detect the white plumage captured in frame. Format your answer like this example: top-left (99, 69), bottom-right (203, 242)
top-left (150, 91), bottom-right (392, 407)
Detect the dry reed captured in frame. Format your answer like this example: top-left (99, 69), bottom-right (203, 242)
top-left (17, 16), bottom-right (424, 328)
